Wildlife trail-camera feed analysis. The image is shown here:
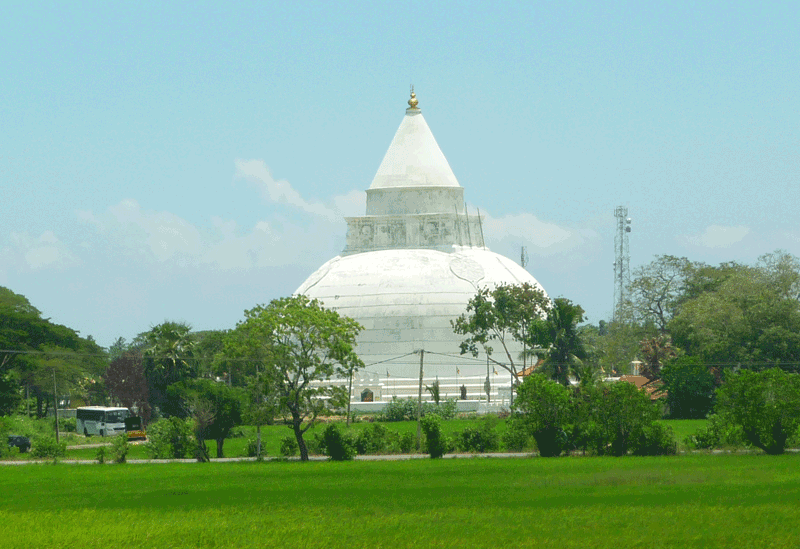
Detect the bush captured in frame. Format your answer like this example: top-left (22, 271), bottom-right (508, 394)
top-left (631, 422), bottom-right (677, 456)
top-left (355, 423), bottom-right (401, 455)
top-left (379, 397), bottom-right (458, 422)
top-left (662, 356), bottom-right (716, 419)
top-left (279, 435), bottom-right (299, 457)
top-left (513, 374), bottom-right (573, 457)
top-left (320, 424), bottom-right (356, 461)
top-left (399, 431), bottom-right (415, 454)
top-left (429, 399), bottom-right (458, 420)
top-left (31, 437), bottom-right (66, 459)
top-left (501, 417), bottom-right (533, 452)
top-left (53, 417), bottom-right (77, 433)
top-left (245, 437), bottom-right (266, 458)
top-left (582, 382), bottom-right (666, 456)
top-left (714, 368), bottom-right (800, 455)
top-left (458, 416), bottom-right (500, 453)
top-left (684, 414), bottom-right (747, 450)
top-left (145, 417), bottom-right (195, 459)
top-left (421, 414), bottom-right (452, 458)
top-left (96, 446), bottom-right (106, 464)
top-left (111, 433), bottom-right (129, 463)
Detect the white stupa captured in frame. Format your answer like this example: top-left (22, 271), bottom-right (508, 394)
top-left (295, 90), bottom-right (546, 379)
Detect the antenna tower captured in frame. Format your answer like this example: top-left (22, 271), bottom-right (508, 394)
top-left (520, 246), bottom-right (528, 268)
top-left (613, 206), bottom-right (632, 321)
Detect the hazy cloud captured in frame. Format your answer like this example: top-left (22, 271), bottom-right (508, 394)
top-left (482, 211), bottom-right (598, 256)
top-left (683, 225), bottom-right (751, 248)
top-left (3, 230), bottom-right (80, 271)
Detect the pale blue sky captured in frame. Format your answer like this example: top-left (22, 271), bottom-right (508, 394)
top-left (2, 1), bottom-right (798, 348)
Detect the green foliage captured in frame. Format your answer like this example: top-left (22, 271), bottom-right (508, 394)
top-left (224, 295), bottom-right (364, 461)
top-left (110, 433), bottom-right (129, 463)
top-left (164, 378), bottom-right (244, 458)
top-left (319, 423), bottom-right (356, 461)
top-left (457, 416), bottom-right (500, 453)
top-left (95, 445), bottom-right (106, 464)
top-left (452, 283), bottom-right (550, 383)
top-left (714, 368), bottom-right (800, 454)
top-left (631, 422), bottom-right (677, 456)
top-left (582, 382), bottom-right (666, 456)
top-left (683, 414), bottom-right (747, 450)
top-left (31, 437), bottom-right (66, 459)
top-left (638, 334), bottom-right (676, 381)
top-left (279, 435), bottom-right (299, 457)
top-left (539, 298), bottom-right (587, 386)
top-left (513, 374), bottom-right (572, 457)
top-left (661, 356), bottom-right (716, 418)
top-left (420, 414), bottom-right (452, 458)
top-left (0, 372), bottom-right (22, 416)
top-left (501, 416), bottom-right (533, 451)
top-left (54, 416), bottom-right (76, 432)
top-left (380, 397), bottom-right (457, 422)
top-left (145, 417), bottom-right (195, 459)
top-left (141, 321), bottom-right (197, 414)
top-left (355, 423), bottom-right (400, 454)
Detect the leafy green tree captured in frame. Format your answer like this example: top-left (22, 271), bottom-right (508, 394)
top-left (584, 381), bottom-right (665, 456)
top-left (513, 374), bottom-right (572, 457)
top-left (539, 298), bottom-right (587, 386)
top-left (669, 252), bottom-right (800, 367)
top-left (223, 295), bottom-right (364, 461)
top-left (629, 255), bottom-right (694, 332)
top-left (141, 321), bottom-right (197, 413)
top-left (452, 283), bottom-right (550, 384)
top-left (715, 368), bottom-right (800, 454)
top-left (164, 378), bottom-right (243, 458)
top-left (661, 356), bottom-right (715, 419)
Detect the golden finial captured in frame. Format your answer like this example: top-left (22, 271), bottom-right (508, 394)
top-left (407, 85), bottom-right (419, 109)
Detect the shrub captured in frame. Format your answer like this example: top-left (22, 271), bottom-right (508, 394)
top-left (145, 417), bottom-right (195, 459)
top-left (684, 414), bottom-right (747, 450)
top-left (381, 398), bottom-right (418, 422)
top-left (714, 368), bottom-right (800, 454)
top-left (245, 437), bottom-right (266, 458)
top-left (96, 446), bottom-right (106, 464)
top-left (320, 424), bottom-right (356, 461)
top-left (399, 431), bottom-right (415, 454)
top-left (31, 437), bottom-right (66, 459)
top-left (355, 423), bottom-right (401, 455)
top-left (421, 414), bottom-right (452, 458)
top-left (631, 422), bottom-right (677, 456)
top-left (582, 381), bottom-right (666, 456)
top-left (662, 356), bottom-right (716, 419)
top-left (513, 374), bottom-right (573, 457)
top-left (279, 435), bottom-right (299, 457)
top-left (458, 416), bottom-right (500, 453)
top-left (429, 398), bottom-right (458, 420)
top-left (501, 417), bottom-right (533, 452)
top-left (111, 433), bottom-right (129, 463)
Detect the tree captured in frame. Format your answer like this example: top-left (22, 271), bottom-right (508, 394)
top-left (539, 298), bottom-right (587, 386)
top-left (223, 295), bottom-right (364, 461)
top-left (714, 368), bottom-right (800, 455)
top-left (669, 252), bottom-right (800, 367)
top-left (513, 374), bottom-right (573, 457)
top-left (452, 283), bottom-right (550, 384)
top-left (628, 256), bottom-right (694, 332)
top-left (140, 321), bottom-right (197, 413)
top-left (164, 379), bottom-right (243, 458)
top-left (661, 356), bottom-right (715, 419)
top-left (105, 350), bottom-right (151, 425)
top-left (638, 334), bottom-right (677, 381)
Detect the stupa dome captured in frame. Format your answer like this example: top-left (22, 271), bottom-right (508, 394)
top-left (295, 90), bottom-right (546, 378)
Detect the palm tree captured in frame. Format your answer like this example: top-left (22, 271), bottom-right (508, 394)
top-left (540, 299), bottom-right (587, 386)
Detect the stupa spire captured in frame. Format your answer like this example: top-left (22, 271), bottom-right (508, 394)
top-left (407, 86), bottom-right (419, 111)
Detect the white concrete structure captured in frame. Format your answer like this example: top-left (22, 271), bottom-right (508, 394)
top-left (296, 90), bottom-right (546, 380)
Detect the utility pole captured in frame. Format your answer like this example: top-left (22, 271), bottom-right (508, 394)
top-left (52, 369), bottom-right (60, 444)
top-left (416, 349), bottom-right (424, 452)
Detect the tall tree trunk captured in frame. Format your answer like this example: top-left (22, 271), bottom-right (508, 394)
top-left (293, 417), bottom-right (308, 461)
top-left (216, 438), bottom-right (224, 458)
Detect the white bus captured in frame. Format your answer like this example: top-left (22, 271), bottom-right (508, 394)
top-left (76, 407), bottom-right (130, 437)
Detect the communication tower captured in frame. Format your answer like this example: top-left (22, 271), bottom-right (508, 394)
top-left (520, 246), bottom-right (529, 269)
top-left (613, 206), bottom-right (632, 321)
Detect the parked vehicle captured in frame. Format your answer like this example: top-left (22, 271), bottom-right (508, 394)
top-left (7, 435), bottom-right (31, 453)
top-left (76, 406), bottom-right (130, 437)
top-left (125, 416), bottom-right (146, 441)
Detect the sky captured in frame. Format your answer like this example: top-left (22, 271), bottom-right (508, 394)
top-left (1, 1), bottom-right (798, 349)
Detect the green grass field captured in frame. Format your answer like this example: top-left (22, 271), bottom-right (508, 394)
top-left (2, 454), bottom-right (799, 548)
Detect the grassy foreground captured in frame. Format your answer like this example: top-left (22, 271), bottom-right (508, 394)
top-left (2, 454), bottom-right (799, 548)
